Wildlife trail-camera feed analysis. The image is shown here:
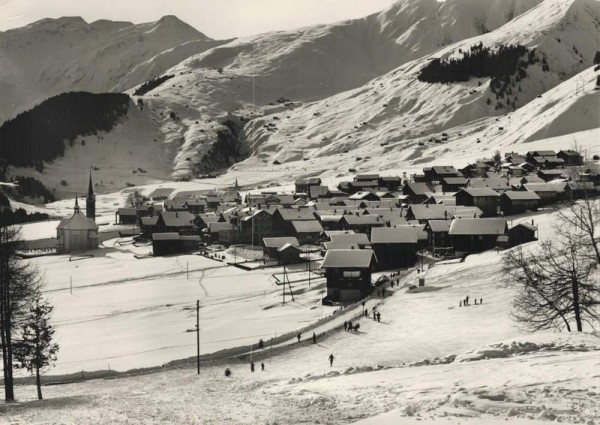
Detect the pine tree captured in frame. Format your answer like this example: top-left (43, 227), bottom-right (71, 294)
top-left (13, 295), bottom-right (59, 400)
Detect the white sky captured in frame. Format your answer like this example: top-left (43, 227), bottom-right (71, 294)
top-left (0, 0), bottom-right (396, 39)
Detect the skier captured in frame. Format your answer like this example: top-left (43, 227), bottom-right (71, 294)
top-left (261, 362), bottom-right (265, 371)
top-left (365, 308), bottom-right (369, 317)
top-left (480, 298), bottom-right (483, 304)
top-left (348, 320), bottom-right (353, 331)
top-left (250, 361), bottom-right (255, 372)
top-left (329, 353), bottom-right (334, 367)
top-left (474, 298), bottom-right (478, 305)
top-left (466, 295), bottom-right (469, 305)
top-left (372, 310), bottom-right (376, 320)
top-left (312, 332), bottom-right (317, 344)
top-left (297, 333), bottom-right (301, 343)
top-left (343, 320), bottom-right (348, 331)
top-left (377, 312), bottom-right (381, 323)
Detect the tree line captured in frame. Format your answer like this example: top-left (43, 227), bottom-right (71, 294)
top-left (0, 92), bottom-right (130, 168)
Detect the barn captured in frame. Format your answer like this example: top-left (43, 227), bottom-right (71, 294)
top-left (321, 249), bottom-right (376, 304)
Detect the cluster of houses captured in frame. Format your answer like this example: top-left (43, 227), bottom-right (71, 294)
top-left (109, 148), bottom-right (597, 304)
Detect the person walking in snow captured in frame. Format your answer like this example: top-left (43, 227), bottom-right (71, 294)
top-left (312, 332), bottom-right (317, 344)
top-left (480, 298), bottom-right (483, 304)
top-left (348, 320), bottom-right (353, 331)
top-left (459, 300), bottom-right (462, 307)
top-left (372, 310), bottom-right (376, 320)
top-left (297, 333), bottom-right (301, 343)
top-left (250, 361), bottom-right (255, 372)
top-left (466, 295), bottom-right (469, 305)
top-left (261, 362), bottom-right (265, 371)
top-left (365, 308), bottom-right (369, 317)
top-left (329, 353), bottom-right (334, 367)
top-left (376, 312), bottom-right (381, 323)
top-left (343, 320), bottom-right (348, 331)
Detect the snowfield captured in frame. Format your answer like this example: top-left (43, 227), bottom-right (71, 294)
top-left (2, 205), bottom-right (598, 424)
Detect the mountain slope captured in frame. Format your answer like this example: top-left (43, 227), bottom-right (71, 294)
top-left (0, 16), bottom-right (228, 122)
top-left (127, 0), bottom-right (598, 179)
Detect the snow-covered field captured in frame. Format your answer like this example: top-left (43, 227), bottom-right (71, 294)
top-left (2, 205), bottom-right (597, 424)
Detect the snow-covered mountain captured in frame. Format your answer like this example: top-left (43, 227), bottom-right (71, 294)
top-left (129, 0), bottom-right (599, 181)
top-left (0, 15), bottom-right (228, 122)
top-left (2, 0), bottom-right (599, 193)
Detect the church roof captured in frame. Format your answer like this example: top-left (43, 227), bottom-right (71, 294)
top-left (57, 210), bottom-right (98, 231)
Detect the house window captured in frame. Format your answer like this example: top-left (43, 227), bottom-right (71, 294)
top-left (343, 271), bottom-right (360, 278)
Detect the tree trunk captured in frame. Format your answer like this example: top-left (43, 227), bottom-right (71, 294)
top-left (571, 273), bottom-right (583, 332)
top-left (36, 364), bottom-right (42, 400)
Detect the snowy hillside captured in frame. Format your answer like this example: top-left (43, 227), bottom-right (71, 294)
top-left (125, 0), bottom-right (599, 180)
top-left (0, 15), bottom-right (228, 122)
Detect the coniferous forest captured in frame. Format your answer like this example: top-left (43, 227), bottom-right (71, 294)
top-left (418, 43), bottom-right (538, 85)
top-left (133, 74), bottom-right (175, 96)
top-left (0, 92), bottom-right (130, 168)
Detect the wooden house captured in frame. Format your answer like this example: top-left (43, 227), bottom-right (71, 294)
top-left (425, 220), bottom-right (452, 249)
top-left (339, 214), bottom-right (384, 234)
top-left (116, 208), bottom-right (137, 225)
top-left (557, 150), bottom-right (583, 166)
top-left (508, 222), bottom-right (538, 247)
top-left (321, 249), bottom-right (376, 304)
top-left (239, 209), bottom-right (275, 245)
top-left (156, 211), bottom-right (196, 234)
top-left (262, 237), bottom-right (301, 264)
top-left (424, 166), bottom-right (461, 182)
top-left (370, 227), bottom-right (417, 271)
top-left (454, 188), bottom-right (500, 217)
top-left (152, 233), bottom-right (181, 256)
top-left (449, 218), bottom-right (508, 255)
top-left (295, 177), bottom-right (322, 194)
top-left (291, 220), bottom-right (324, 244)
top-left (441, 176), bottom-right (468, 192)
top-left (499, 191), bottom-right (540, 215)
top-left (140, 216), bottom-right (159, 238)
top-left (522, 183), bottom-right (560, 206)
top-left (402, 182), bottom-right (432, 204)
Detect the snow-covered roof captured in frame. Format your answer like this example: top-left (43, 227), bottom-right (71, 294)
top-left (291, 220), bottom-right (324, 233)
top-left (56, 211), bottom-right (98, 231)
top-left (370, 226), bottom-right (417, 244)
top-left (502, 190), bottom-right (541, 200)
top-left (263, 237), bottom-right (300, 249)
top-left (449, 218), bottom-right (507, 236)
top-left (321, 249), bottom-right (375, 269)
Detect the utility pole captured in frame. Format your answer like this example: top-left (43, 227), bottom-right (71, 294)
top-left (187, 261), bottom-right (189, 280)
top-left (196, 299), bottom-right (200, 375)
top-left (70, 276), bottom-right (72, 295)
top-left (307, 246), bottom-right (311, 287)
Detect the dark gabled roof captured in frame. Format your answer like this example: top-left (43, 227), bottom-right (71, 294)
top-left (404, 182), bottom-right (431, 195)
top-left (449, 218), bottom-right (507, 236)
top-left (355, 174), bottom-right (380, 180)
top-left (141, 216), bottom-right (159, 226)
top-left (442, 177), bottom-right (468, 185)
top-left (528, 150), bottom-right (556, 156)
top-left (321, 249), bottom-right (375, 269)
top-left (309, 185), bottom-right (330, 198)
top-left (502, 190), bottom-right (541, 201)
top-left (431, 165), bottom-right (459, 175)
top-left (291, 220), bottom-right (324, 233)
top-left (349, 180), bottom-right (379, 188)
top-left (558, 150), bottom-right (581, 156)
top-left (370, 226), bottom-right (417, 244)
top-left (407, 204), bottom-right (449, 220)
top-left (510, 222), bottom-right (537, 232)
top-left (263, 237), bottom-right (300, 248)
top-left (523, 183), bottom-right (564, 193)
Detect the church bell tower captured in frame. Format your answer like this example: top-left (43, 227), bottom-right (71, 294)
top-left (86, 171), bottom-right (96, 220)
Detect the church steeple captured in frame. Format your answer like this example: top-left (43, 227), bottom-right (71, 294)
top-left (74, 194), bottom-right (80, 213)
top-left (86, 170), bottom-right (96, 220)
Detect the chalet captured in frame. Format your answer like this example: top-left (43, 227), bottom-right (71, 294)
top-left (181, 235), bottom-right (201, 251)
top-left (370, 227), bottom-right (417, 271)
top-left (526, 150), bottom-right (556, 163)
top-left (425, 194), bottom-right (456, 206)
top-left (460, 162), bottom-right (489, 178)
top-left (317, 214), bottom-right (343, 230)
top-left (295, 177), bottom-right (322, 194)
top-left (239, 209), bottom-right (275, 245)
top-left (246, 194), bottom-right (266, 208)
top-left (537, 169), bottom-right (566, 182)
top-left (454, 188), bottom-right (500, 217)
top-left (378, 176), bottom-right (402, 190)
top-left (339, 214), bottom-right (384, 234)
top-left (395, 223), bottom-right (428, 250)
top-left (205, 196), bottom-right (221, 211)
top-left (157, 211), bottom-right (196, 234)
top-left (207, 222), bottom-right (235, 243)
top-left (424, 166), bottom-right (461, 182)
top-left (321, 249), bottom-right (376, 303)
top-left (441, 176), bottom-right (468, 192)
top-left (499, 191), bottom-right (540, 215)
top-left (262, 237), bottom-right (301, 264)
top-left (518, 162), bottom-right (536, 173)
top-left (402, 182), bottom-right (432, 204)
top-left (557, 150), bottom-right (583, 166)
top-left (355, 174), bottom-right (380, 182)
top-left (136, 204), bottom-right (162, 220)
top-left (406, 204), bottom-right (450, 222)
top-left (163, 199), bottom-right (188, 212)
top-left (116, 208), bottom-right (137, 225)
top-left (291, 220), bottom-right (324, 244)
top-left (449, 218), bottom-right (508, 255)
top-left (348, 180), bottom-right (379, 194)
top-left (522, 183), bottom-right (560, 206)
top-left (508, 222), bottom-right (538, 247)
top-left (507, 166), bottom-right (525, 177)
top-left (140, 216), bottom-right (159, 238)
top-left (149, 187), bottom-right (174, 201)
top-left (309, 185), bottom-right (330, 199)
top-left (152, 233), bottom-right (181, 256)
top-left (567, 181), bottom-right (598, 199)
top-left (542, 157), bottom-right (565, 169)
top-left (272, 207), bottom-right (316, 236)
top-left (425, 220), bottom-right (452, 249)
top-left (193, 214), bottom-right (221, 232)
top-left (184, 199), bottom-right (207, 214)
